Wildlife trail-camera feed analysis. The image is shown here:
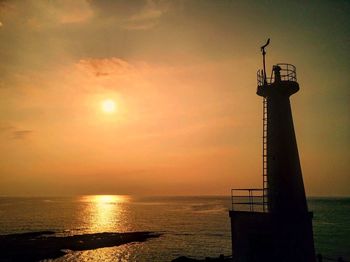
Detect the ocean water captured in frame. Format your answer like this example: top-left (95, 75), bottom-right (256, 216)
top-left (0, 196), bottom-right (349, 261)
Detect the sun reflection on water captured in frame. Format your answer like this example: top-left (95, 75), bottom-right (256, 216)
top-left (79, 195), bottom-right (130, 233)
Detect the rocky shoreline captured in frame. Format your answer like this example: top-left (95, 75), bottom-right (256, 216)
top-left (0, 230), bottom-right (161, 261)
top-left (172, 255), bottom-right (232, 261)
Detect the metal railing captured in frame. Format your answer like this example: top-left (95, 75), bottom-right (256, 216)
top-left (231, 188), bottom-right (266, 212)
top-left (317, 254), bottom-right (348, 262)
top-left (257, 63), bottom-right (297, 86)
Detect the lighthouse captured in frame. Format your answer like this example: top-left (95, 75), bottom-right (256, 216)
top-left (229, 40), bottom-right (316, 262)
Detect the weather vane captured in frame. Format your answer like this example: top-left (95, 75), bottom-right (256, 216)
top-left (261, 38), bottom-right (270, 84)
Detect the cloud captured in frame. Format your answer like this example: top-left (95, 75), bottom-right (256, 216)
top-left (123, 0), bottom-right (167, 30)
top-left (12, 130), bottom-right (33, 140)
top-left (90, 0), bottom-right (169, 30)
top-left (0, 125), bottom-right (15, 133)
top-left (0, 0), bottom-right (93, 30)
top-left (77, 57), bottom-right (135, 77)
top-left (0, 125), bottom-right (33, 139)
top-left (71, 57), bottom-right (140, 91)
top-left (89, 0), bottom-right (146, 17)
top-left (55, 0), bottom-right (93, 24)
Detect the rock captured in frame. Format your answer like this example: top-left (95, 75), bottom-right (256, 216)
top-left (0, 231), bottom-right (161, 262)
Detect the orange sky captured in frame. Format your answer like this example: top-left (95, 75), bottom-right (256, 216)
top-left (0, 0), bottom-right (349, 196)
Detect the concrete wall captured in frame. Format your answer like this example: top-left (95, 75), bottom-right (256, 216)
top-left (229, 211), bottom-right (316, 262)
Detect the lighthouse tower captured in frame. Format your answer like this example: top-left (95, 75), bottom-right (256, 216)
top-left (229, 40), bottom-right (316, 262)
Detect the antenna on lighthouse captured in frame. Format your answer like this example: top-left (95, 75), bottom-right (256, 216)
top-left (261, 38), bottom-right (270, 85)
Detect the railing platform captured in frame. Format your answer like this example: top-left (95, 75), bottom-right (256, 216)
top-left (231, 188), bottom-right (267, 212)
top-left (257, 63), bottom-right (297, 86)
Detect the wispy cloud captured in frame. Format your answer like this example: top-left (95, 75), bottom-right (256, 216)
top-left (0, 125), bottom-right (33, 140)
top-left (77, 58), bottom-right (135, 77)
top-left (123, 0), bottom-right (168, 30)
top-left (0, 0), bottom-right (93, 30)
top-left (56, 0), bottom-right (93, 24)
top-left (0, 125), bottom-right (15, 133)
top-left (12, 130), bottom-right (33, 140)
top-left (90, 0), bottom-right (169, 30)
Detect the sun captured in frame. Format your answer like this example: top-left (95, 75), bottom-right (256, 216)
top-left (101, 99), bottom-right (116, 113)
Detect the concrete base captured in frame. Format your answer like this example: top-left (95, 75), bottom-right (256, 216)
top-left (229, 211), bottom-right (316, 262)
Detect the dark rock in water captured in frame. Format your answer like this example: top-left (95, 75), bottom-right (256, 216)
top-left (0, 231), bottom-right (161, 262)
top-left (171, 254), bottom-right (232, 262)
top-left (172, 256), bottom-right (200, 262)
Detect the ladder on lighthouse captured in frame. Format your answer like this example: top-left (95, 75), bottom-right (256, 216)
top-left (260, 39), bottom-right (270, 213)
top-left (262, 97), bottom-right (268, 212)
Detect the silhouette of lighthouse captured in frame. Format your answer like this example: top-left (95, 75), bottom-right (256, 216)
top-left (229, 40), bottom-right (316, 262)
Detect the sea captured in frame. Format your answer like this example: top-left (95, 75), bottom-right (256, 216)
top-left (0, 196), bottom-right (349, 261)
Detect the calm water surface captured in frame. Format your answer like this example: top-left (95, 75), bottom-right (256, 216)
top-left (0, 196), bottom-right (349, 261)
